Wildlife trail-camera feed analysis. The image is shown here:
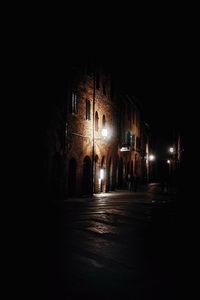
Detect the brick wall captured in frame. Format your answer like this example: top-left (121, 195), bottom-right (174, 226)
top-left (66, 67), bottom-right (119, 196)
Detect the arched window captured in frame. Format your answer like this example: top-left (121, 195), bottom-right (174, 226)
top-left (95, 111), bottom-right (99, 131)
top-left (102, 115), bottom-right (106, 128)
top-left (71, 92), bottom-right (77, 114)
top-left (86, 99), bottom-right (91, 120)
top-left (101, 156), bottom-right (105, 168)
top-left (127, 131), bottom-right (131, 146)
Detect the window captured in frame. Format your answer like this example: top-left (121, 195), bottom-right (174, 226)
top-left (132, 134), bottom-right (135, 147)
top-left (71, 92), bottom-right (77, 114)
top-left (102, 115), bottom-right (106, 128)
top-left (127, 131), bottom-right (131, 146)
top-left (86, 99), bottom-right (91, 120)
top-left (95, 111), bottom-right (99, 131)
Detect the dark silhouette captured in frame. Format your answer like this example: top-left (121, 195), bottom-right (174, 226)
top-left (130, 174), bottom-right (134, 191)
top-left (133, 173), bottom-right (139, 192)
top-left (127, 173), bottom-right (131, 191)
top-left (159, 160), bottom-right (169, 193)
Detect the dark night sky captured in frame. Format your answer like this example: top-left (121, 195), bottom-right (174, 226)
top-left (105, 56), bottom-right (184, 158)
top-left (108, 58), bottom-right (183, 157)
top-left (103, 56), bottom-right (183, 135)
top-left (137, 96), bottom-right (182, 159)
top-left (137, 96), bottom-right (181, 136)
top-left (108, 58), bottom-right (182, 146)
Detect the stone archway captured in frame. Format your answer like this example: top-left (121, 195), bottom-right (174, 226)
top-left (82, 156), bottom-right (92, 196)
top-left (135, 154), bottom-right (138, 175)
top-left (94, 155), bottom-right (100, 193)
top-left (107, 157), bottom-right (112, 191)
top-left (118, 157), bottom-right (123, 188)
top-left (100, 156), bottom-right (106, 192)
top-left (131, 160), bottom-right (134, 176)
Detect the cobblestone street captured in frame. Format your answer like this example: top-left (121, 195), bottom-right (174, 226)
top-left (49, 184), bottom-right (178, 299)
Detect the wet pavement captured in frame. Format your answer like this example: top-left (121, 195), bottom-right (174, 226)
top-left (49, 183), bottom-right (178, 299)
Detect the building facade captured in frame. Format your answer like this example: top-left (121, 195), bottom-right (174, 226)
top-left (117, 94), bottom-right (149, 188)
top-left (65, 63), bottom-right (150, 197)
top-left (65, 63), bottom-right (119, 196)
top-left (44, 61), bottom-right (150, 199)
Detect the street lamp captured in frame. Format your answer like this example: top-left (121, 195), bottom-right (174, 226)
top-left (148, 154), bottom-right (156, 182)
top-left (98, 168), bottom-right (105, 193)
top-left (100, 168), bottom-right (104, 179)
top-left (102, 128), bottom-right (108, 138)
top-left (168, 146), bottom-right (175, 186)
top-left (93, 126), bottom-right (110, 194)
top-left (149, 154), bottom-right (155, 161)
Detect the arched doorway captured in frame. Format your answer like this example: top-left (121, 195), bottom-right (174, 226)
top-left (135, 154), bottom-right (138, 175)
top-left (118, 157), bottom-right (123, 188)
top-left (126, 161), bottom-right (130, 188)
top-left (112, 157), bottom-right (117, 190)
top-left (95, 111), bottom-right (99, 132)
top-left (126, 161), bottom-right (130, 177)
top-left (107, 158), bottom-right (112, 191)
top-left (131, 160), bottom-right (134, 176)
top-left (100, 156), bottom-right (105, 192)
top-left (94, 155), bottom-right (99, 193)
top-left (82, 156), bottom-right (92, 195)
top-left (68, 158), bottom-right (77, 197)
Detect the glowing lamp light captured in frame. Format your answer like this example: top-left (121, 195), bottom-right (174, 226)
top-left (100, 168), bottom-right (104, 179)
top-left (102, 128), bottom-right (108, 137)
top-left (167, 160), bottom-right (171, 164)
top-left (149, 155), bottom-right (155, 161)
top-left (120, 147), bottom-right (130, 152)
top-left (169, 147), bottom-right (174, 153)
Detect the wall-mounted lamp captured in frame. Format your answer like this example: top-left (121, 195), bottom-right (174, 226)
top-left (149, 154), bottom-right (155, 161)
top-left (102, 128), bottom-right (108, 138)
top-left (100, 168), bottom-right (104, 180)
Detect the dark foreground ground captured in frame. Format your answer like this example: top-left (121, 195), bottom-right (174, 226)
top-left (48, 183), bottom-right (179, 300)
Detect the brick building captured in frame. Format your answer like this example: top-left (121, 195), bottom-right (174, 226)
top-left (65, 62), bottom-right (119, 196)
top-left (117, 94), bottom-right (149, 188)
top-left (44, 61), bottom-right (150, 199)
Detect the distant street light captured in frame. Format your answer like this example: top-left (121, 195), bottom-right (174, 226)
top-left (168, 146), bottom-right (175, 187)
top-left (149, 154), bottom-right (155, 161)
top-left (148, 154), bottom-right (156, 182)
